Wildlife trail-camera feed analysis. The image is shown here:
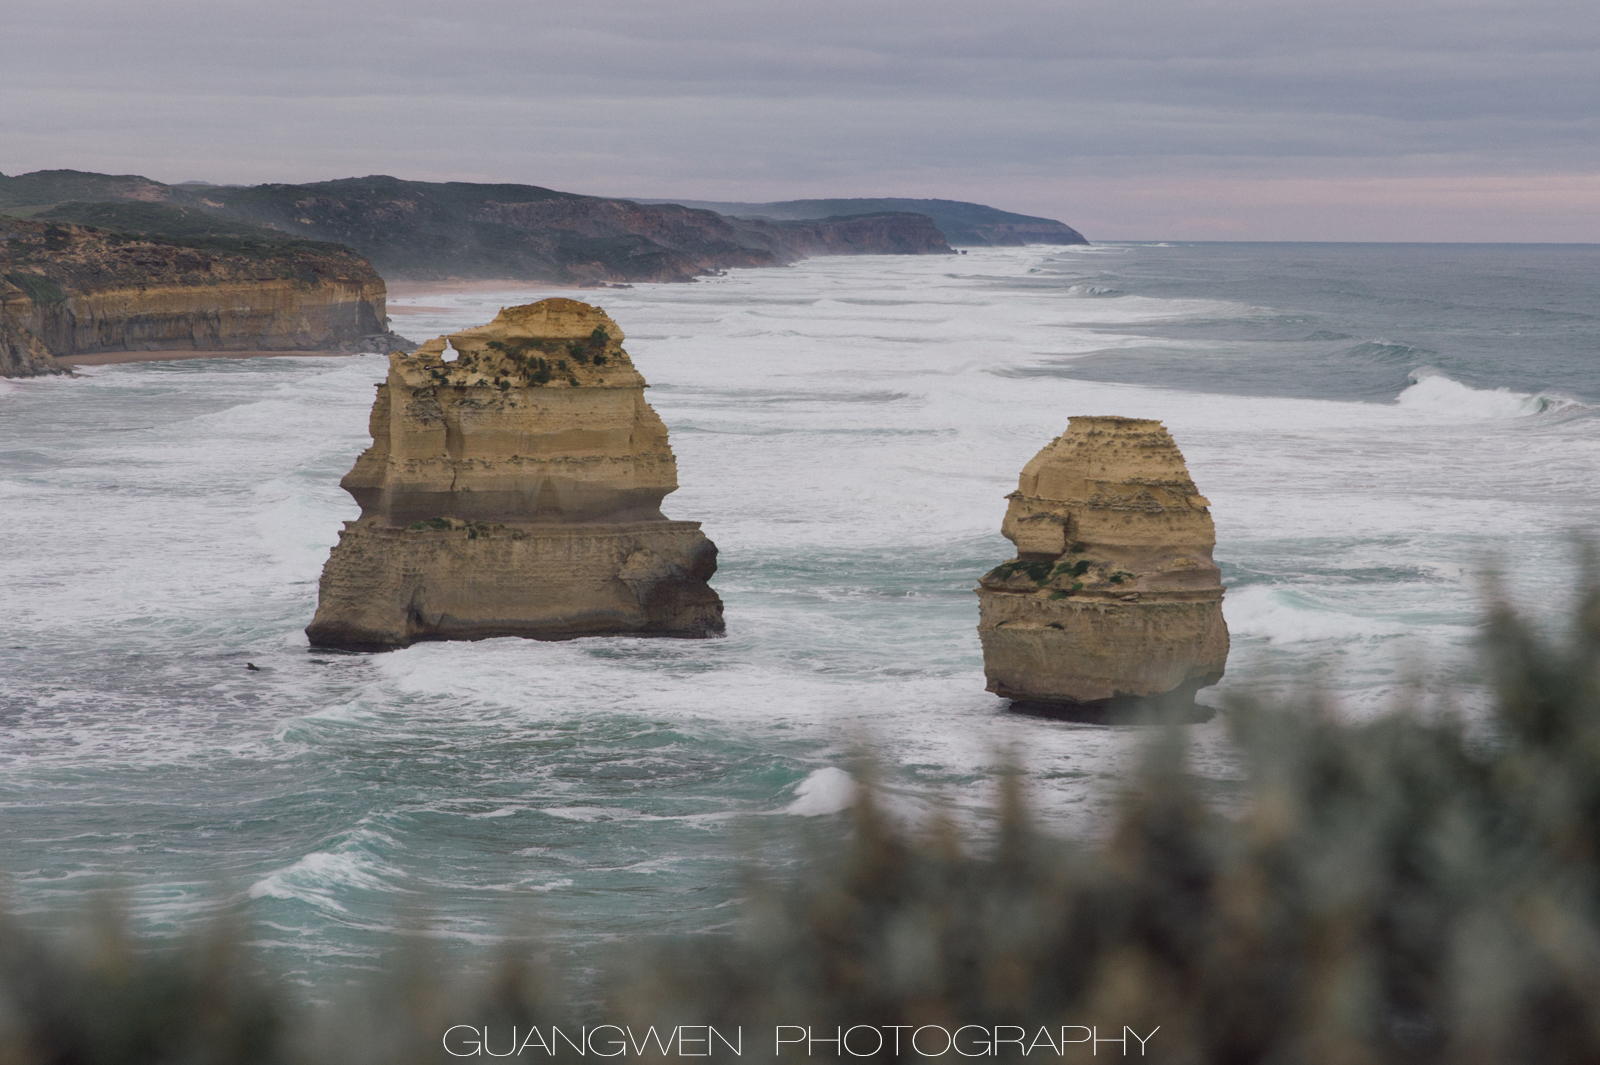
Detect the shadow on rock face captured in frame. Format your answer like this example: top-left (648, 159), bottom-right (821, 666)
top-left (1004, 693), bottom-right (1217, 725)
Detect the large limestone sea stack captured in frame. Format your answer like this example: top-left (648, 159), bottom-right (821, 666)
top-left (976, 417), bottom-right (1228, 712)
top-left (305, 298), bottom-right (723, 650)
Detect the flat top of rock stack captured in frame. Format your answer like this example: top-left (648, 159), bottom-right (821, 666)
top-left (342, 297), bottom-right (680, 526)
top-left (398, 298), bottom-right (644, 391)
top-left (1000, 415), bottom-right (1216, 565)
top-left (1013, 415), bottom-right (1208, 523)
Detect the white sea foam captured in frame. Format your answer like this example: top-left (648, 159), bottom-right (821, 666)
top-left (4, 245), bottom-right (1598, 981)
top-left (1224, 585), bottom-right (1415, 645)
top-left (784, 767), bottom-right (859, 816)
top-left (248, 828), bottom-right (407, 911)
top-left (1396, 369), bottom-right (1579, 418)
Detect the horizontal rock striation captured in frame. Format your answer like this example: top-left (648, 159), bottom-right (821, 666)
top-left (306, 298), bottom-right (724, 650)
top-left (976, 416), bottom-right (1228, 711)
top-left (0, 217), bottom-right (406, 377)
top-left (306, 520), bottom-right (720, 650)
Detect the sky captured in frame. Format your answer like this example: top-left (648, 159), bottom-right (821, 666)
top-left (5, 0), bottom-right (1598, 241)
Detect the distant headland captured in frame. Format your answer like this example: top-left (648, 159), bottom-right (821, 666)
top-left (629, 196), bottom-right (1088, 247)
top-left (0, 169), bottom-right (1089, 377)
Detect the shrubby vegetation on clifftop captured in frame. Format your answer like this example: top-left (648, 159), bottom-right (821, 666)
top-left (5, 578), bottom-right (1600, 1062)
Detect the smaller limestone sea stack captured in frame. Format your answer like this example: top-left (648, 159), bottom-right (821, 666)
top-left (976, 416), bottom-right (1228, 713)
top-left (306, 298), bottom-right (723, 650)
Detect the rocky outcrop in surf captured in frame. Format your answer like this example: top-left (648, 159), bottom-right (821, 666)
top-left (305, 298), bottom-right (724, 650)
top-left (0, 217), bottom-right (406, 377)
top-left (976, 416), bottom-right (1228, 712)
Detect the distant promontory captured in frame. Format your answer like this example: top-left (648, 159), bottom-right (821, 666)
top-left (0, 171), bottom-right (1088, 286)
top-left (631, 197), bottom-right (1089, 247)
top-left (0, 169), bottom-right (1090, 377)
top-left (0, 171), bottom-right (967, 286)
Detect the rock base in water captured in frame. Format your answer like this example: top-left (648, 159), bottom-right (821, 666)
top-left (977, 593), bottom-right (1228, 707)
top-left (1004, 693), bottom-right (1217, 726)
top-left (306, 519), bottom-right (723, 651)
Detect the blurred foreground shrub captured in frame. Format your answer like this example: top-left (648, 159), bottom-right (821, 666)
top-left (6, 586), bottom-right (1600, 1063)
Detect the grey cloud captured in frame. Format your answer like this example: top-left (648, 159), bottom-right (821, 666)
top-left (4, 0), bottom-right (1598, 237)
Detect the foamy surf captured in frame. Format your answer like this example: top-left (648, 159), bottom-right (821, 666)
top-left (4, 242), bottom-right (1599, 988)
top-left (784, 767), bottom-right (859, 816)
top-left (247, 828), bottom-right (408, 912)
top-left (1224, 585), bottom-right (1430, 645)
top-left (1396, 369), bottom-right (1581, 418)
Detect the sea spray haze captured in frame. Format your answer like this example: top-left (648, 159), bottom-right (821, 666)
top-left (6, 579), bottom-right (1600, 1063)
top-left (0, 244), bottom-right (1596, 992)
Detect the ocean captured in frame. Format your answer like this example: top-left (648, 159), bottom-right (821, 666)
top-left (2, 242), bottom-right (1597, 987)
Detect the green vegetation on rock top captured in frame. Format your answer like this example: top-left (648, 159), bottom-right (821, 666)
top-left (19, 202), bottom-right (358, 261)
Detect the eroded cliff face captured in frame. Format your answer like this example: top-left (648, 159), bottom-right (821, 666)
top-left (0, 319), bottom-right (65, 377)
top-left (306, 298), bottom-right (723, 650)
top-left (976, 416), bottom-right (1228, 709)
top-left (0, 218), bottom-right (405, 376)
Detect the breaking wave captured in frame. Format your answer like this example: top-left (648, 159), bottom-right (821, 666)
top-left (1395, 369), bottom-right (1583, 418)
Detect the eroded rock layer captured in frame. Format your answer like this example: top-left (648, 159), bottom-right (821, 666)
top-left (0, 218), bottom-right (405, 377)
top-left (976, 416), bottom-right (1228, 708)
top-left (306, 298), bottom-right (723, 649)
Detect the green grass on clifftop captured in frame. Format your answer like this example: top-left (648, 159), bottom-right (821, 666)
top-left (21, 203), bottom-right (356, 261)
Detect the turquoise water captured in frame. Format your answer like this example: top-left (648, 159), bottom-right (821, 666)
top-left (1, 244), bottom-right (1596, 986)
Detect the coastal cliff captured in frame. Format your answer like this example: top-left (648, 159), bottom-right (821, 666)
top-left (634, 197), bottom-right (1090, 247)
top-left (306, 298), bottom-right (723, 650)
top-left (0, 217), bottom-right (406, 377)
top-left (472, 199), bottom-right (951, 282)
top-left (735, 212), bottom-right (954, 257)
top-left (1, 171), bottom-right (958, 285)
top-left (0, 318), bottom-right (63, 377)
top-left (175, 178), bottom-right (953, 282)
top-left (976, 417), bottom-right (1228, 711)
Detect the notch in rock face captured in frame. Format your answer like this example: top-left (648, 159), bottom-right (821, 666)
top-left (305, 298), bottom-right (724, 651)
top-left (976, 416), bottom-right (1228, 720)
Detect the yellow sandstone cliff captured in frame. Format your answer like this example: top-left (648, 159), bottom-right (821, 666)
top-left (0, 218), bottom-right (403, 377)
top-left (305, 298), bottom-right (723, 650)
top-left (976, 416), bottom-right (1228, 710)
